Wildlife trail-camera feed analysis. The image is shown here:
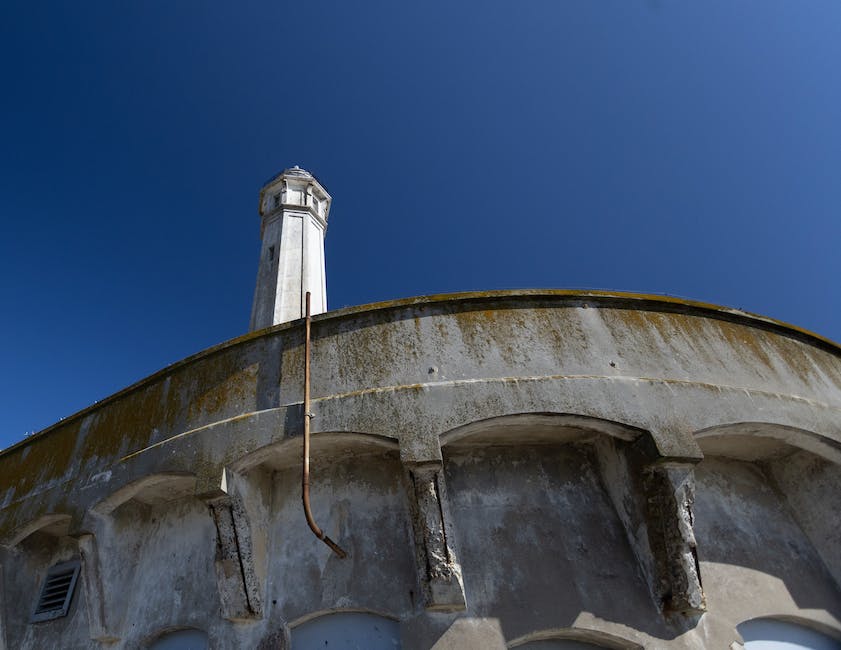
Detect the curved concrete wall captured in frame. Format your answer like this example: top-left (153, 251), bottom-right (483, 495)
top-left (0, 291), bottom-right (839, 648)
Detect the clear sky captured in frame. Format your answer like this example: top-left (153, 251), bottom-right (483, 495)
top-left (2, 1), bottom-right (840, 447)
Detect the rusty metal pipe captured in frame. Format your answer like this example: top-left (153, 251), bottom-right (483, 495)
top-left (302, 292), bottom-right (347, 558)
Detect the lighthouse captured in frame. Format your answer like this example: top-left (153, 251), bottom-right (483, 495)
top-left (250, 165), bottom-right (331, 329)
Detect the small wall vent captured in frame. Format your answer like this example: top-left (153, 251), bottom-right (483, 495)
top-left (31, 560), bottom-right (81, 623)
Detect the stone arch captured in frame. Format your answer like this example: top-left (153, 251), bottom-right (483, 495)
top-left (439, 412), bottom-right (645, 449)
top-left (438, 413), bottom-right (665, 639)
top-left (695, 422), bottom-right (841, 466)
top-left (288, 606), bottom-right (401, 628)
top-left (230, 431), bottom-right (399, 475)
top-left (250, 434), bottom-right (417, 623)
top-left (3, 512), bottom-right (72, 547)
top-left (91, 472), bottom-right (197, 515)
top-left (288, 609), bottom-right (401, 650)
top-left (145, 626), bottom-right (209, 649)
top-left (695, 420), bottom-right (841, 592)
top-left (508, 626), bottom-right (643, 649)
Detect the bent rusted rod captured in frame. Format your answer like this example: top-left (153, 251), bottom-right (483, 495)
top-left (302, 291), bottom-right (347, 558)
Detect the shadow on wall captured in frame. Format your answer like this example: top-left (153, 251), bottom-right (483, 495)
top-left (694, 425), bottom-right (841, 625)
top-left (439, 416), bottom-right (692, 644)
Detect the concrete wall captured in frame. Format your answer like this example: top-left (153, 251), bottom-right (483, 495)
top-left (0, 291), bottom-right (839, 648)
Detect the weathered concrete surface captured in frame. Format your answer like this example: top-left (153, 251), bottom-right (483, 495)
top-left (641, 462), bottom-right (705, 614)
top-left (442, 443), bottom-right (662, 646)
top-left (77, 533), bottom-right (115, 642)
top-left (0, 290), bottom-right (840, 648)
top-left (207, 497), bottom-right (262, 621)
top-left (270, 450), bottom-right (418, 625)
top-left (693, 457), bottom-right (841, 635)
top-left (406, 463), bottom-right (466, 611)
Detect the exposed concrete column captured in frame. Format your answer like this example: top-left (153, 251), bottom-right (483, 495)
top-left (200, 468), bottom-right (267, 622)
top-left (401, 432), bottom-right (466, 612)
top-left (406, 462), bottom-right (467, 611)
top-left (250, 166), bottom-right (331, 329)
top-left (642, 461), bottom-right (705, 614)
top-left (77, 533), bottom-right (118, 643)
top-left (597, 435), bottom-right (705, 617)
top-left (206, 494), bottom-right (263, 622)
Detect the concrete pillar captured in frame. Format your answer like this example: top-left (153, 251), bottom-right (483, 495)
top-left (207, 494), bottom-right (263, 621)
top-left (597, 435), bottom-right (705, 617)
top-left (642, 461), bottom-right (705, 614)
top-left (405, 462), bottom-right (467, 612)
top-left (400, 431), bottom-right (466, 611)
top-left (250, 166), bottom-right (331, 329)
top-left (77, 534), bottom-right (118, 643)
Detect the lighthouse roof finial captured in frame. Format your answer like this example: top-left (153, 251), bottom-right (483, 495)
top-left (282, 165), bottom-right (313, 179)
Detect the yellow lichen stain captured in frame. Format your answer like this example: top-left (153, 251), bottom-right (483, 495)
top-left (0, 348), bottom-right (267, 507)
top-left (770, 337), bottom-right (829, 386)
top-left (324, 319), bottom-right (420, 389)
top-left (601, 305), bottom-right (840, 389)
top-left (451, 309), bottom-right (495, 363)
top-left (187, 363), bottom-right (259, 423)
top-left (0, 418), bottom-right (81, 502)
top-left (433, 318), bottom-right (449, 342)
top-left (712, 319), bottom-right (775, 369)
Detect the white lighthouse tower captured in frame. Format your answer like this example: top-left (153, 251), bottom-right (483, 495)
top-left (250, 166), bottom-right (331, 330)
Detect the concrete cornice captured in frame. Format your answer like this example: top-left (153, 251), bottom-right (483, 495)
top-left (258, 204), bottom-right (327, 230)
top-left (316, 289), bottom-right (841, 354)
top-left (3, 289), bottom-right (839, 458)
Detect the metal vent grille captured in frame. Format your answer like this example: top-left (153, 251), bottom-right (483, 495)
top-left (31, 560), bottom-right (80, 623)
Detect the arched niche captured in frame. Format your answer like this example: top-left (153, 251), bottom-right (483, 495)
top-left (147, 627), bottom-right (209, 649)
top-left (245, 433), bottom-right (416, 624)
top-left (695, 421), bottom-right (841, 593)
top-left (692, 423), bottom-right (841, 627)
top-left (440, 412), bottom-right (644, 449)
top-left (85, 473), bottom-right (218, 640)
top-left (290, 611), bottom-right (401, 650)
top-left (439, 413), bottom-right (662, 641)
top-left (737, 617), bottom-right (841, 649)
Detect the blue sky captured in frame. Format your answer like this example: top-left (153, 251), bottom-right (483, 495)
top-left (2, 1), bottom-right (840, 446)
